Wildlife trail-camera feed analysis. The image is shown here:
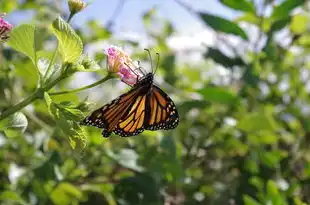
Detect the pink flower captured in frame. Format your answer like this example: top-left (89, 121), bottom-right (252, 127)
top-left (119, 66), bottom-right (139, 85)
top-left (0, 16), bottom-right (12, 42)
top-left (105, 46), bottom-right (142, 85)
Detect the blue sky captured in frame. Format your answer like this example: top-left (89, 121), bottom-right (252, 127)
top-left (72, 0), bottom-right (237, 34)
top-left (8, 0), bottom-right (237, 35)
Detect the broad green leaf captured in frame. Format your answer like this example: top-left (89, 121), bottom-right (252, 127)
top-left (271, 0), bottom-right (305, 20)
top-left (267, 180), bottom-right (279, 196)
top-left (237, 110), bottom-right (278, 132)
top-left (44, 92), bottom-right (86, 149)
top-left (260, 150), bottom-right (287, 168)
top-left (0, 112), bottom-right (28, 136)
top-left (50, 183), bottom-right (83, 205)
top-left (290, 14), bottom-right (308, 34)
top-left (0, 191), bottom-right (25, 204)
top-left (220, 0), bottom-right (255, 13)
top-left (199, 13), bottom-right (248, 40)
top-left (51, 16), bottom-right (83, 62)
top-left (198, 87), bottom-right (239, 105)
top-left (205, 47), bottom-right (246, 68)
top-left (7, 24), bottom-right (36, 64)
top-left (0, 0), bottom-right (18, 12)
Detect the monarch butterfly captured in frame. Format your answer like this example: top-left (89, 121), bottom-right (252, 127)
top-left (81, 52), bottom-right (179, 137)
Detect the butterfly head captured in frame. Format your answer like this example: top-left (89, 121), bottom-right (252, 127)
top-left (135, 72), bottom-right (154, 87)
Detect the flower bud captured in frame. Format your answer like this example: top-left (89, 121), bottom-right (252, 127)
top-left (80, 56), bottom-right (100, 71)
top-left (68, 0), bottom-right (86, 14)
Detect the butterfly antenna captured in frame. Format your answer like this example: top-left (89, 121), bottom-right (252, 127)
top-left (144, 48), bottom-right (154, 74)
top-left (124, 62), bottom-right (139, 76)
top-left (137, 60), bottom-right (146, 75)
top-left (154, 52), bottom-right (160, 74)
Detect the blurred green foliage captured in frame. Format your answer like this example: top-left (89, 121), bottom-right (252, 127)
top-left (1, 0), bottom-right (310, 204)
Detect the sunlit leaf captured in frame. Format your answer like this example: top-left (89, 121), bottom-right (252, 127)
top-left (7, 24), bottom-right (37, 64)
top-left (290, 14), bottom-right (308, 34)
top-left (50, 183), bottom-right (83, 205)
top-left (237, 111), bottom-right (278, 133)
top-left (51, 16), bottom-right (83, 62)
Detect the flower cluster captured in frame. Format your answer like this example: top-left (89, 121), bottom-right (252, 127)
top-left (0, 15), bottom-right (12, 42)
top-left (105, 46), bottom-right (143, 85)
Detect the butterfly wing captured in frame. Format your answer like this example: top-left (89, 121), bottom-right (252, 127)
top-left (145, 85), bottom-right (179, 131)
top-left (82, 75), bottom-right (179, 137)
top-left (81, 86), bottom-right (143, 137)
top-left (113, 94), bottom-right (147, 137)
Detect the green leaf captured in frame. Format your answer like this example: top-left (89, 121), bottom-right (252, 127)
top-left (243, 195), bottom-right (262, 205)
top-left (236, 13), bottom-right (260, 25)
top-left (0, 191), bottom-right (25, 204)
top-left (267, 180), bottom-right (279, 196)
top-left (260, 150), bottom-right (287, 168)
top-left (198, 87), bottom-right (239, 105)
top-left (205, 47), bottom-right (246, 68)
top-left (269, 17), bottom-right (292, 34)
top-left (237, 109), bottom-right (278, 133)
top-left (220, 0), bottom-right (255, 13)
top-left (271, 0), bottom-right (305, 20)
top-left (199, 13), bottom-right (248, 40)
top-left (0, 112), bottom-right (28, 136)
top-left (44, 92), bottom-right (86, 149)
top-left (50, 183), bottom-right (83, 205)
top-left (290, 14), bottom-right (308, 34)
top-left (179, 100), bottom-right (210, 112)
top-left (7, 24), bottom-right (37, 64)
top-left (51, 16), bottom-right (83, 63)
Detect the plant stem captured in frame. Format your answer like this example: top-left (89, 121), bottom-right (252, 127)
top-left (0, 92), bottom-right (38, 121)
top-left (49, 74), bottom-right (114, 96)
top-left (67, 12), bottom-right (75, 23)
top-left (0, 72), bottom-right (68, 121)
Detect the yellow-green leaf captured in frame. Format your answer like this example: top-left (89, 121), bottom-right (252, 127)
top-left (51, 16), bottom-right (83, 62)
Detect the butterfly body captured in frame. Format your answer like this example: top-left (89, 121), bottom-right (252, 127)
top-left (81, 73), bottom-right (179, 137)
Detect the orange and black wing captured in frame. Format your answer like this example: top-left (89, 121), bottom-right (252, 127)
top-left (81, 86), bottom-right (143, 137)
top-left (144, 85), bottom-right (179, 131)
top-left (82, 84), bottom-right (179, 137)
top-left (113, 94), bottom-right (147, 137)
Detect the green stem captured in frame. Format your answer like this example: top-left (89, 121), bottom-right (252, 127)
top-left (67, 12), bottom-right (75, 23)
top-left (42, 13), bottom-right (74, 84)
top-left (49, 74), bottom-right (114, 96)
top-left (0, 72), bottom-right (68, 121)
top-left (0, 92), bottom-right (38, 121)
top-left (43, 44), bottom-right (58, 84)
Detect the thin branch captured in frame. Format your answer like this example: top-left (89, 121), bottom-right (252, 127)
top-left (105, 0), bottom-right (127, 30)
